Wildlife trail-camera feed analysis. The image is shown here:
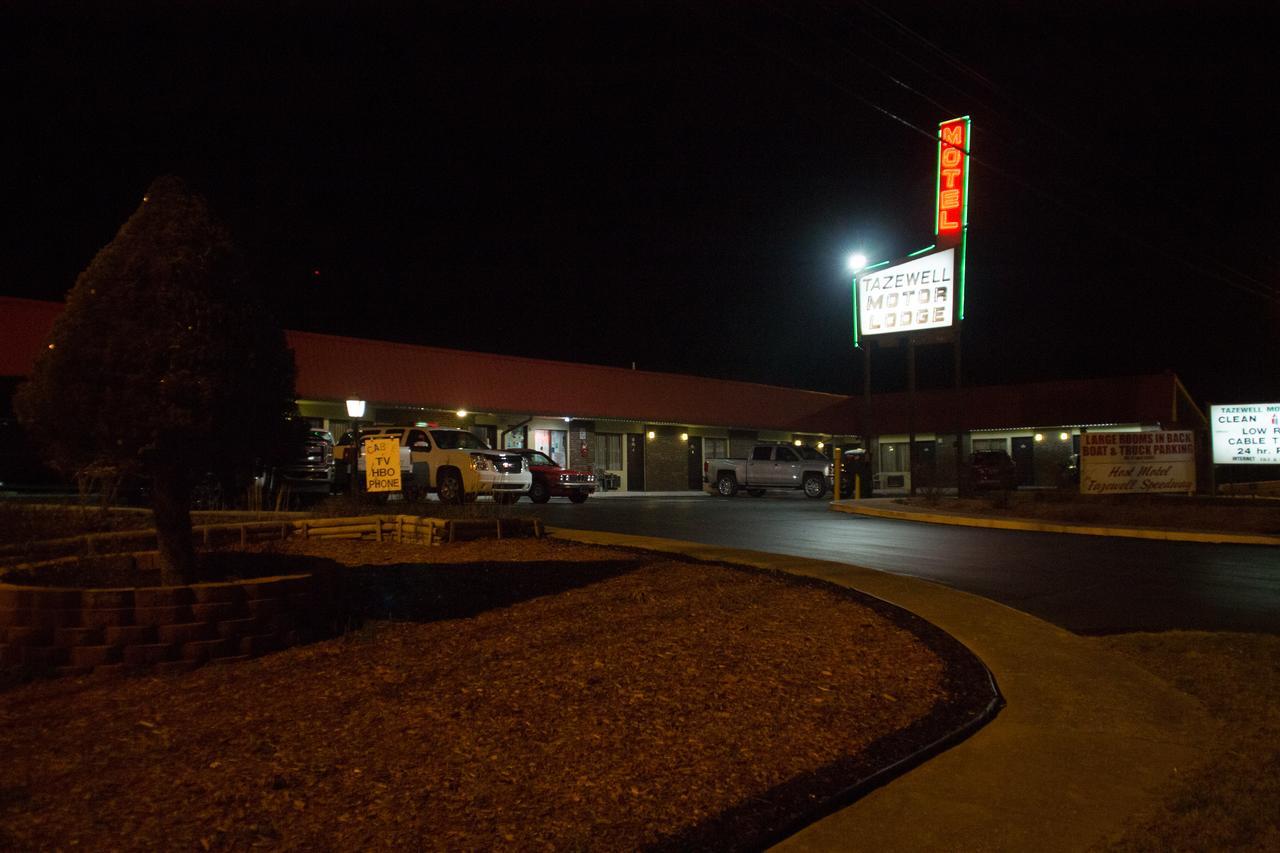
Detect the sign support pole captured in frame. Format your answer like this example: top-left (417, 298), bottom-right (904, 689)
top-left (863, 343), bottom-right (873, 480)
top-left (955, 316), bottom-right (966, 497)
top-left (907, 337), bottom-right (917, 497)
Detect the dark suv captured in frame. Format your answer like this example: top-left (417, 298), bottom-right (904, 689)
top-left (967, 450), bottom-right (1017, 490)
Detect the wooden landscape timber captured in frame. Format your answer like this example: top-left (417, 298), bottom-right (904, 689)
top-left (1, 515), bottom-right (545, 569)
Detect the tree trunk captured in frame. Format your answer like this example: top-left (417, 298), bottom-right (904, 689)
top-left (152, 463), bottom-right (197, 585)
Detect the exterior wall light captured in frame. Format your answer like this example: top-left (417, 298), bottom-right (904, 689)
top-left (1060, 432), bottom-right (1071, 442)
top-left (1034, 433), bottom-right (1044, 442)
top-left (817, 441), bottom-right (824, 450)
top-left (456, 409), bottom-right (468, 418)
top-left (647, 431), bottom-right (655, 440)
top-left (793, 439), bottom-right (802, 446)
top-left (680, 433), bottom-right (688, 442)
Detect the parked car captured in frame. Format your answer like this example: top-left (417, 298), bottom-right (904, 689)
top-left (509, 449), bottom-right (596, 503)
top-left (967, 450), bottom-right (1017, 490)
top-left (704, 443), bottom-right (831, 498)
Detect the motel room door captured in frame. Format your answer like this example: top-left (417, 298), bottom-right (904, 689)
top-left (1012, 435), bottom-right (1035, 487)
top-left (687, 437), bottom-right (703, 490)
top-left (626, 433), bottom-right (646, 492)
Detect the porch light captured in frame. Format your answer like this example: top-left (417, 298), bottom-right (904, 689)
top-left (680, 433), bottom-right (688, 442)
top-left (1060, 432), bottom-right (1070, 442)
top-left (647, 431), bottom-right (655, 440)
top-left (794, 439), bottom-right (802, 446)
top-left (1035, 433), bottom-right (1044, 442)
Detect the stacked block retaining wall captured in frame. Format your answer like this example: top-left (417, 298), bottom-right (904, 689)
top-left (1, 571), bottom-right (320, 680)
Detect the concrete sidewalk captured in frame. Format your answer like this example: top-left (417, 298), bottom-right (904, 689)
top-left (834, 497), bottom-right (1280, 546)
top-left (549, 527), bottom-right (1215, 852)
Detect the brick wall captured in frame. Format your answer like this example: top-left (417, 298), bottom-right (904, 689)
top-left (645, 425), bottom-right (689, 491)
top-left (569, 420), bottom-right (596, 472)
top-left (0, 558), bottom-right (323, 681)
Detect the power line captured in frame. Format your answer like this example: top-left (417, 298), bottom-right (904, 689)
top-left (843, 2), bottom-right (1279, 297)
top-left (727, 4), bottom-right (1278, 303)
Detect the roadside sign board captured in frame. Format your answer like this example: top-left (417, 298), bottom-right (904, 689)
top-left (1210, 403), bottom-right (1280, 464)
top-left (363, 438), bottom-right (402, 492)
top-left (1080, 431), bottom-right (1195, 495)
top-left (855, 247), bottom-right (956, 340)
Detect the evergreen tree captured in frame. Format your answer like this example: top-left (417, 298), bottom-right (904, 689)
top-left (16, 176), bottom-right (297, 583)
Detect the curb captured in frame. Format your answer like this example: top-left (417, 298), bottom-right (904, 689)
top-left (832, 501), bottom-right (1280, 546)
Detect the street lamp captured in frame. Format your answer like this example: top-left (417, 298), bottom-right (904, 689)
top-left (847, 251), bottom-right (873, 495)
top-left (345, 398), bottom-right (365, 495)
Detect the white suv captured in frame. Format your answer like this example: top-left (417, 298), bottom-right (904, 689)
top-left (341, 426), bottom-right (530, 504)
top-left (426, 428), bottom-right (531, 503)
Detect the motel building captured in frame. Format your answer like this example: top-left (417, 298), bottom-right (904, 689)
top-left (0, 296), bottom-right (1210, 495)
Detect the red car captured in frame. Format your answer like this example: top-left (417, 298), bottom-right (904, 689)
top-left (511, 449), bottom-right (596, 503)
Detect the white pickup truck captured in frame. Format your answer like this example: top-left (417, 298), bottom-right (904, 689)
top-left (703, 443), bottom-right (832, 498)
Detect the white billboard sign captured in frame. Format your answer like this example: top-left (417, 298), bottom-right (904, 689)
top-left (857, 248), bottom-right (955, 337)
top-left (1211, 403), bottom-right (1280, 464)
top-left (1080, 431), bottom-right (1196, 495)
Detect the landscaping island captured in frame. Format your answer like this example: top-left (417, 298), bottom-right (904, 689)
top-left (0, 535), bottom-right (997, 850)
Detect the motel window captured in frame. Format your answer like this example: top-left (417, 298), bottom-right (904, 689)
top-left (533, 429), bottom-right (568, 468)
top-left (971, 438), bottom-right (1007, 454)
top-left (703, 437), bottom-right (728, 460)
top-left (879, 442), bottom-right (908, 472)
top-left (475, 425), bottom-right (497, 450)
top-left (596, 433), bottom-right (623, 470)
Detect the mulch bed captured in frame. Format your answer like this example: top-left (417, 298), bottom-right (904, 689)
top-left (0, 537), bottom-right (996, 851)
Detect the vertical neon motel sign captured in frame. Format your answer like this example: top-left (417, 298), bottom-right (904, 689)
top-left (935, 116), bottom-right (970, 320)
top-left (852, 115), bottom-right (972, 347)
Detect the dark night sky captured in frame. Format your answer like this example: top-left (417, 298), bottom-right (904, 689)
top-left (3, 1), bottom-right (1277, 405)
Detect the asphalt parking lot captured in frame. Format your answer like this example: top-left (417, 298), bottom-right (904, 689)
top-left (518, 492), bottom-right (1280, 635)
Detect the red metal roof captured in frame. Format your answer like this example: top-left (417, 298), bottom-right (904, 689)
top-left (0, 297), bottom-right (61, 377)
top-left (286, 328), bottom-right (851, 432)
top-left (0, 297), bottom-right (849, 432)
top-left (0, 296), bottom-right (1199, 434)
